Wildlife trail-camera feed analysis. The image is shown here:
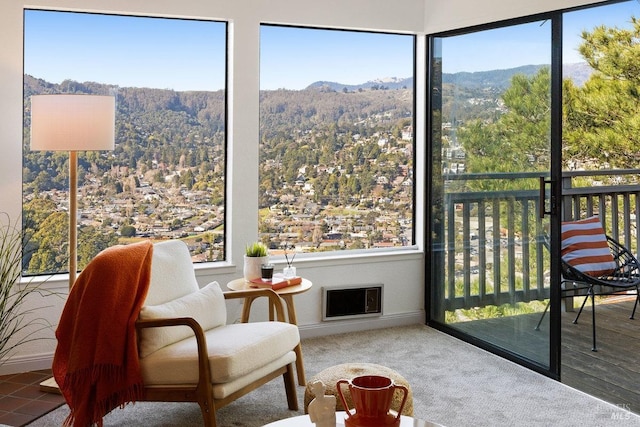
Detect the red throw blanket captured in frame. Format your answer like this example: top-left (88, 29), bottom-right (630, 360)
top-left (53, 240), bottom-right (154, 427)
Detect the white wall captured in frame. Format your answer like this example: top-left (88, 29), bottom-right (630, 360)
top-left (424, 0), bottom-right (604, 33)
top-left (0, 0), bottom-right (610, 375)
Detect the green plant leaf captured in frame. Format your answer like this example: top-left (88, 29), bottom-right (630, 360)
top-left (245, 242), bottom-right (268, 257)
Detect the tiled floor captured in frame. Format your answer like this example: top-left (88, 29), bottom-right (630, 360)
top-left (0, 370), bottom-right (65, 426)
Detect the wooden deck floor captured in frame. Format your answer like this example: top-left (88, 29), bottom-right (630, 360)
top-left (561, 298), bottom-right (640, 414)
top-left (451, 297), bottom-right (640, 414)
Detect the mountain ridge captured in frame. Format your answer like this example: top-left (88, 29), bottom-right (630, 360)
top-left (305, 62), bottom-right (592, 92)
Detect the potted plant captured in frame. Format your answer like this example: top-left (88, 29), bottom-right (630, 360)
top-left (244, 242), bottom-right (268, 281)
top-left (0, 213), bottom-right (56, 369)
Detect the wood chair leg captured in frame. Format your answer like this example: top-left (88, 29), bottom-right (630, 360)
top-left (196, 385), bottom-right (217, 427)
top-left (283, 362), bottom-right (298, 411)
top-left (199, 404), bottom-right (216, 427)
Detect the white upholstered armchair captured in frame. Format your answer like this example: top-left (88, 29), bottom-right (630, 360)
top-left (136, 240), bottom-right (299, 426)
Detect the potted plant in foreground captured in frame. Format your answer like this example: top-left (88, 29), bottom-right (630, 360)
top-left (244, 242), bottom-right (268, 281)
top-left (0, 213), bottom-right (56, 370)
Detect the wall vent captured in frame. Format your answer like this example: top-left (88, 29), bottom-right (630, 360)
top-left (322, 284), bottom-right (383, 321)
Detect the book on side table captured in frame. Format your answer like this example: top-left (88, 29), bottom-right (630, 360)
top-left (250, 274), bottom-right (302, 290)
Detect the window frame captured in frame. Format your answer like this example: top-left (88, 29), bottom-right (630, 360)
top-left (257, 23), bottom-right (418, 258)
top-left (22, 9), bottom-right (230, 276)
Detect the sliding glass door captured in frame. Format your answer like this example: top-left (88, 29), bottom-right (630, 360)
top-left (429, 18), bottom-right (559, 373)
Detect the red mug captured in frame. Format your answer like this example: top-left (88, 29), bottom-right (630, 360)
top-left (337, 375), bottom-right (408, 427)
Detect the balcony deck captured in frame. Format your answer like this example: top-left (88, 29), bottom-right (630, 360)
top-left (452, 298), bottom-right (640, 414)
top-left (561, 298), bottom-right (640, 414)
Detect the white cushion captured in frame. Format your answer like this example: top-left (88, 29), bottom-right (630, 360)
top-left (144, 352), bottom-right (297, 401)
top-left (138, 281), bottom-right (227, 357)
top-left (209, 352), bottom-right (297, 400)
top-left (146, 240), bottom-right (199, 306)
top-left (140, 321), bottom-right (300, 385)
top-left (562, 215), bottom-right (616, 277)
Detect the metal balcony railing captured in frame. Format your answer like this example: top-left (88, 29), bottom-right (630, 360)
top-left (439, 169), bottom-right (640, 311)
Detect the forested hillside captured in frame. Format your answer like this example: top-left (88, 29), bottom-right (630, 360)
top-left (21, 74), bottom-right (416, 272)
top-left (21, 61), bottom-right (583, 273)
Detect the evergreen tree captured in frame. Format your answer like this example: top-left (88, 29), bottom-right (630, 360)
top-left (27, 211), bottom-right (67, 275)
top-left (77, 226), bottom-right (119, 269)
top-left (459, 67), bottom-right (550, 192)
top-left (564, 17), bottom-right (640, 168)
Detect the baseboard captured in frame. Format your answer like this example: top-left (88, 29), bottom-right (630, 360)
top-left (0, 351), bottom-right (54, 376)
top-left (298, 310), bottom-right (425, 339)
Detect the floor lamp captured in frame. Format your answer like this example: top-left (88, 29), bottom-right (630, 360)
top-left (30, 94), bottom-right (115, 289)
top-left (31, 95), bottom-right (115, 393)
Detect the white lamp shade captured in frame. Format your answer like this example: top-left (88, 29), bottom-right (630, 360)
top-left (30, 94), bottom-right (115, 151)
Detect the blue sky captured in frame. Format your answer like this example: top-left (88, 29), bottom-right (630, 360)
top-left (441, 0), bottom-right (640, 73)
top-left (563, 0), bottom-right (639, 63)
top-left (24, 11), bottom-right (227, 91)
top-left (24, 10), bottom-right (413, 91)
top-left (25, 2), bottom-right (640, 91)
top-left (259, 26), bottom-right (413, 90)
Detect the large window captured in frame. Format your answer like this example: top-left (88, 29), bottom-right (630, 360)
top-left (23, 10), bottom-right (227, 275)
top-left (259, 25), bottom-right (415, 254)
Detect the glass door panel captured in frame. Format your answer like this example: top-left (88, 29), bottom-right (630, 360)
top-left (430, 20), bottom-right (553, 369)
top-left (560, 0), bottom-right (640, 410)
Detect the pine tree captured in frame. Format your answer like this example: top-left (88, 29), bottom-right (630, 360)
top-left (564, 17), bottom-right (640, 168)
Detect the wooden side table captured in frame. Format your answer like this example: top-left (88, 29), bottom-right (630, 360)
top-left (226, 277), bottom-right (312, 386)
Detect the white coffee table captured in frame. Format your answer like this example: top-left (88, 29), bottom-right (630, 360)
top-left (262, 411), bottom-right (444, 426)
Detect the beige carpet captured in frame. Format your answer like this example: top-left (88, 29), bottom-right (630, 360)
top-left (28, 324), bottom-right (640, 426)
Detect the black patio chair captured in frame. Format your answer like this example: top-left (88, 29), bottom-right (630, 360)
top-left (535, 235), bottom-right (640, 351)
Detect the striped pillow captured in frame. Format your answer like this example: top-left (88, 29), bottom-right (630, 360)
top-left (561, 216), bottom-right (616, 277)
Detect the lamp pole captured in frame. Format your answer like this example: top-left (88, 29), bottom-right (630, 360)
top-left (69, 150), bottom-right (78, 288)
